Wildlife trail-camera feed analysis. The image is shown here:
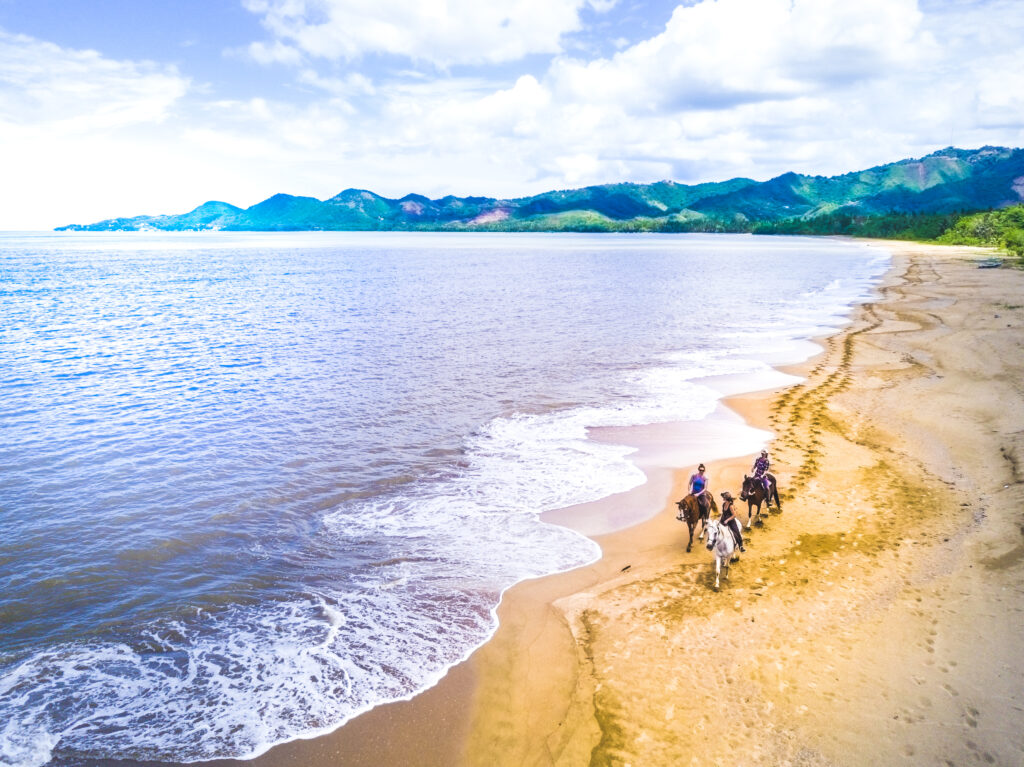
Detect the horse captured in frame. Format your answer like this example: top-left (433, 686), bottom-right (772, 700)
top-left (676, 492), bottom-right (718, 552)
top-left (740, 473), bottom-right (781, 528)
top-left (704, 518), bottom-right (736, 590)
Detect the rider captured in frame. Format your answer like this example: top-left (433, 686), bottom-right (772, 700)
top-left (688, 463), bottom-right (710, 516)
top-left (720, 491), bottom-right (745, 552)
top-left (752, 449), bottom-right (771, 500)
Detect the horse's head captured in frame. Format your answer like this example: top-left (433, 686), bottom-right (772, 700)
top-left (705, 520), bottom-right (719, 550)
top-left (740, 475), bottom-right (752, 500)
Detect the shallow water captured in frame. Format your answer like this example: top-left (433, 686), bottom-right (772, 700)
top-left (0, 232), bottom-right (888, 765)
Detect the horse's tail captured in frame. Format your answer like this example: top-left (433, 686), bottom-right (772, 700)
top-left (771, 481), bottom-right (781, 509)
top-left (700, 498), bottom-right (711, 523)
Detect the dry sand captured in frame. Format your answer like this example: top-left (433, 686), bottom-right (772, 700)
top-left (238, 240), bottom-right (1024, 767)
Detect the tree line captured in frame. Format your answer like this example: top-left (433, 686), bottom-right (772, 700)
top-left (754, 205), bottom-right (1024, 258)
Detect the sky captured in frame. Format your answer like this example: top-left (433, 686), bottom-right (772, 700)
top-left (1, 0), bottom-right (1023, 230)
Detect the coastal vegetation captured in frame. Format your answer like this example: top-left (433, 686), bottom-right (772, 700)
top-left (57, 146), bottom-right (1024, 256)
top-left (751, 210), bottom-right (962, 240)
top-left (937, 204), bottom-right (1024, 256)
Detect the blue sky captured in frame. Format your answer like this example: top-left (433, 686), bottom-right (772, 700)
top-left (1, 0), bottom-right (1022, 229)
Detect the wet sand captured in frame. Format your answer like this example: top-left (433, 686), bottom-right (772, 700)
top-left (237, 240), bottom-right (1024, 766)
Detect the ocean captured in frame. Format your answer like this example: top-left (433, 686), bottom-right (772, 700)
top-left (0, 232), bottom-right (889, 765)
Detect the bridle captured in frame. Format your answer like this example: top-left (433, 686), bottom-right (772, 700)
top-left (739, 476), bottom-right (762, 501)
top-left (705, 520), bottom-right (720, 551)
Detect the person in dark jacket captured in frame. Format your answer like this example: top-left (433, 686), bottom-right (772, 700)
top-left (719, 491), bottom-right (745, 552)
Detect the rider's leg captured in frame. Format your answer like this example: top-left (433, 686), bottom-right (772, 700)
top-left (731, 520), bottom-right (745, 551)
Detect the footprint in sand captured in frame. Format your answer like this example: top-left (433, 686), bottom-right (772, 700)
top-left (964, 706), bottom-right (979, 728)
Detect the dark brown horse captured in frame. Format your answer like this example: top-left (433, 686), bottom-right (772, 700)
top-left (676, 492), bottom-right (718, 552)
top-left (740, 473), bottom-right (781, 527)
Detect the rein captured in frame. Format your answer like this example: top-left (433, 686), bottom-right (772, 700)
top-left (707, 522), bottom-right (732, 554)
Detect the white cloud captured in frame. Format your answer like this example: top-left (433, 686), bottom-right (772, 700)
top-left (0, 31), bottom-right (188, 143)
top-left (549, 0), bottom-right (936, 112)
top-left (0, 30), bottom-right (188, 134)
top-left (246, 39), bottom-right (304, 66)
top-left (360, 0), bottom-right (1019, 189)
top-left (296, 0), bottom-right (936, 190)
top-left (3, 1), bottom-right (1024, 230)
top-left (298, 69), bottom-right (376, 98)
top-left (0, 32), bottom-right (241, 230)
top-left (242, 0), bottom-right (609, 66)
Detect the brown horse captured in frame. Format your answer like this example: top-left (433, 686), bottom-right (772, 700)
top-left (740, 473), bottom-right (781, 527)
top-left (676, 492), bottom-right (718, 552)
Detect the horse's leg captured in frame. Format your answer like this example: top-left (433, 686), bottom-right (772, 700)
top-left (686, 521), bottom-right (694, 552)
top-left (714, 557), bottom-right (721, 590)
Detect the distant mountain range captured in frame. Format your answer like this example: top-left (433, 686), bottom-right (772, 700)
top-left (58, 146), bottom-right (1024, 233)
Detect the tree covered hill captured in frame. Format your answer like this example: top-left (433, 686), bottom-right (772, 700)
top-left (57, 146), bottom-right (1024, 233)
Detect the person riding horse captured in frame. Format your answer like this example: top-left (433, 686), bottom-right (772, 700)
top-left (688, 463), bottom-right (711, 517)
top-left (719, 491), bottom-right (745, 552)
top-left (752, 450), bottom-right (772, 500)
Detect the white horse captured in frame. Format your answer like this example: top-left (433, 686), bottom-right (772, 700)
top-left (705, 519), bottom-right (737, 590)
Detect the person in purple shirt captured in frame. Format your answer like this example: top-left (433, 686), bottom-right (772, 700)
top-left (752, 449), bottom-right (771, 497)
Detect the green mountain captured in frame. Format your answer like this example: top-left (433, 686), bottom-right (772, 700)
top-left (692, 146), bottom-right (1024, 222)
top-left (57, 146), bottom-right (1024, 232)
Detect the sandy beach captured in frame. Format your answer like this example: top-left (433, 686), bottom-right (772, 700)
top-left (237, 240), bottom-right (1024, 767)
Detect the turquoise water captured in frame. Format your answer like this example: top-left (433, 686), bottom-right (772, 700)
top-left (0, 232), bottom-right (888, 765)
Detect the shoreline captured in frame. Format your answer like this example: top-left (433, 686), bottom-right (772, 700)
top-left (461, 238), bottom-right (1024, 766)
top-left (228, 239), bottom-right (1024, 766)
top-left (221, 392), bottom-right (787, 767)
top-left (221, 260), bottom-right (862, 767)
